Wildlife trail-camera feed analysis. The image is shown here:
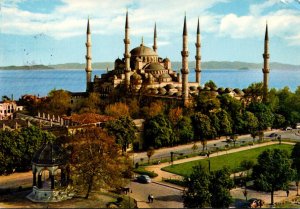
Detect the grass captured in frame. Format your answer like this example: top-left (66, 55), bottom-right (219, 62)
top-left (162, 144), bottom-right (294, 177)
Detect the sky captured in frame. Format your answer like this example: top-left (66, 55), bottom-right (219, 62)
top-left (1, 0), bottom-right (300, 66)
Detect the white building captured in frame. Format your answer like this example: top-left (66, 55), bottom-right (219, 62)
top-left (0, 101), bottom-right (23, 120)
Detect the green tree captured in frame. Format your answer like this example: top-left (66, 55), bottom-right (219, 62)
top-left (240, 159), bottom-right (255, 180)
top-left (272, 113), bottom-right (286, 129)
top-left (0, 126), bottom-right (54, 174)
top-left (267, 88), bottom-right (280, 112)
top-left (194, 91), bottom-right (220, 114)
top-left (105, 116), bottom-right (137, 154)
top-left (191, 142), bottom-right (198, 153)
top-left (243, 82), bottom-right (263, 104)
top-left (209, 167), bottom-right (234, 208)
top-left (291, 143), bottom-right (300, 195)
top-left (183, 164), bottom-right (211, 208)
top-left (204, 80), bottom-right (217, 89)
top-left (174, 116), bottom-right (194, 144)
top-left (146, 147), bottom-right (155, 164)
top-left (16, 126), bottom-right (55, 171)
top-left (209, 112), bottom-right (220, 138)
top-left (252, 149), bottom-right (295, 205)
top-left (217, 110), bottom-right (232, 137)
top-left (0, 130), bottom-right (19, 174)
top-left (144, 114), bottom-right (174, 148)
top-left (219, 94), bottom-right (243, 133)
top-left (243, 111), bottom-right (259, 135)
top-left (192, 113), bottom-right (216, 151)
top-left (66, 127), bottom-right (130, 199)
top-left (248, 102), bottom-right (274, 130)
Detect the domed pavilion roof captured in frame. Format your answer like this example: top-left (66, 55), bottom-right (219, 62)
top-left (32, 143), bottom-right (66, 166)
top-left (130, 44), bottom-right (157, 57)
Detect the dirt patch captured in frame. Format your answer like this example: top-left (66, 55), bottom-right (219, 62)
top-left (0, 171), bottom-right (32, 189)
top-left (0, 189), bottom-right (132, 208)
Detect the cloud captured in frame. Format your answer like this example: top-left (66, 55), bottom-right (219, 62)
top-left (2, 0), bottom-right (300, 47)
top-left (1, 0), bottom-right (228, 39)
top-left (219, 1), bottom-right (300, 46)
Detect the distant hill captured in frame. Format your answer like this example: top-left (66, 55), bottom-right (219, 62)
top-left (0, 61), bottom-right (299, 70)
top-left (0, 64), bottom-right (53, 70)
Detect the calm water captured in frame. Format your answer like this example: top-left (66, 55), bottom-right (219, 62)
top-left (0, 68), bottom-right (299, 99)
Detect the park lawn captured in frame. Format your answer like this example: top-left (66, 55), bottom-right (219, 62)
top-left (162, 144), bottom-right (293, 177)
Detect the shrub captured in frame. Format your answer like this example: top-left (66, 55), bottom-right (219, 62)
top-left (163, 178), bottom-right (186, 187)
top-left (133, 167), bottom-right (158, 178)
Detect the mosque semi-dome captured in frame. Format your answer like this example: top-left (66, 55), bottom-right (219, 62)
top-left (145, 63), bottom-right (165, 71)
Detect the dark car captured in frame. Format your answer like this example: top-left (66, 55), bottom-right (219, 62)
top-left (248, 198), bottom-right (264, 208)
top-left (136, 175), bottom-right (151, 183)
top-left (226, 138), bottom-right (234, 143)
top-left (268, 133), bottom-right (278, 137)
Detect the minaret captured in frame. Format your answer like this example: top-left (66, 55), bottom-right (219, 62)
top-left (153, 22), bottom-right (157, 53)
top-left (195, 18), bottom-right (201, 85)
top-left (85, 18), bottom-right (92, 92)
top-left (124, 10), bottom-right (131, 90)
top-left (181, 14), bottom-right (189, 106)
top-left (262, 23), bottom-right (270, 103)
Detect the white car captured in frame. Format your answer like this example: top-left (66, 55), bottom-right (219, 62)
top-left (286, 127), bottom-right (293, 131)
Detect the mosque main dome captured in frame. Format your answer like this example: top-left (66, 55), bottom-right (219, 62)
top-left (130, 44), bottom-right (158, 57)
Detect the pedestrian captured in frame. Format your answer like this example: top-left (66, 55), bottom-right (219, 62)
top-left (150, 194), bottom-right (154, 203)
top-left (286, 190), bottom-right (290, 197)
top-left (148, 194), bottom-right (151, 203)
top-left (258, 199), bottom-right (262, 208)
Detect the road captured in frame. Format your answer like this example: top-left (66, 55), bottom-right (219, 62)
top-left (132, 129), bottom-right (300, 164)
top-left (129, 181), bottom-right (183, 208)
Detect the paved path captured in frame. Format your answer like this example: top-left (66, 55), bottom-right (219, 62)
top-left (130, 181), bottom-right (183, 208)
top-left (144, 141), bottom-right (297, 206)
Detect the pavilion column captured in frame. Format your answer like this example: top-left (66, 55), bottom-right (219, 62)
top-left (50, 175), bottom-right (55, 189)
top-left (61, 170), bottom-right (66, 186)
top-left (33, 171), bottom-right (36, 186)
top-left (38, 174), bottom-right (42, 188)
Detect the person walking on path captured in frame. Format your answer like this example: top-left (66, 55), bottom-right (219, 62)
top-left (286, 190), bottom-right (290, 197)
top-left (150, 194), bottom-right (154, 203)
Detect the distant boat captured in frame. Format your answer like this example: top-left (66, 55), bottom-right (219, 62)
top-left (238, 67), bottom-right (249, 70)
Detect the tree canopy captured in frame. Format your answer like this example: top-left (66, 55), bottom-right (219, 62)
top-left (209, 167), bottom-right (234, 208)
top-left (65, 127), bottom-right (131, 199)
top-left (0, 126), bottom-right (55, 175)
top-left (252, 149), bottom-right (295, 205)
top-left (144, 114), bottom-right (174, 148)
top-left (105, 116), bottom-right (137, 154)
top-left (183, 164), bottom-right (234, 208)
top-left (183, 164), bottom-right (211, 208)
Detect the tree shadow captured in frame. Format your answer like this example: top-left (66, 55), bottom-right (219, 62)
top-left (154, 194), bottom-right (183, 202)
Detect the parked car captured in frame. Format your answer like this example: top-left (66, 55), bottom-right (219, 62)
top-left (248, 198), bottom-right (264, 208)
top-left (285, 127), bottom-right (293, 131)
top-left (268, 133), bottom-right (278, 137)
top-left (296, 123), bottom-right (300, 129)
top-left (226, 138), bottom-right (234, 143)
top-left (136, 175), bottom-right (151, 183)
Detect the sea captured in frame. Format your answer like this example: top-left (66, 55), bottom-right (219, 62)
top-left (0, 68), bottom-right (299, 99)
